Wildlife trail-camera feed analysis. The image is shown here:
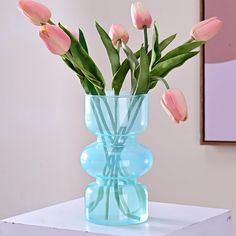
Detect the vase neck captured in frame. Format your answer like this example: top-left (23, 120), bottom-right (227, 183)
top-left (85, 94), bottom-right (148, 135)
top-left (97, 134), bottom-right (136, 147)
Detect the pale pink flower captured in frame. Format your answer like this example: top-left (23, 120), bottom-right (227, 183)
top-left (131, 2), bottom-right (152, 30)
top-left (109, 24), bottom-right (129, 47)
top-left (39, 25), bottom-right (71, 55)
top-left (18, 0), bottom-right (51, 26)
top-left (161, 89), bottom-right (188, 124)
top-left (191, 17), bottom-right (223, 41)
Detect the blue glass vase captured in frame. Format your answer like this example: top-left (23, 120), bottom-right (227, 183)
top-left (81, 92), bottom-right (153, 225)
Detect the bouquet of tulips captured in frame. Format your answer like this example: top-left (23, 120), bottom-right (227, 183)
top-left (18, 0), bottom-right (223, 224)
top-left (18, 0), bottom-right (222, 124)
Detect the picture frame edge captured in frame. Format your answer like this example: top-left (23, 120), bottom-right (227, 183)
top-left (199, 0), bottom-right (236, 145)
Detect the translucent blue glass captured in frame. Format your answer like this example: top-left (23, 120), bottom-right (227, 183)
top-left (81, 92), bottom-right (153, 225)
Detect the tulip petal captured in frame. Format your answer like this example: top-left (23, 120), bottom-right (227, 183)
top-left (161, 98), bottom-right (179, 123)
top-left (131, 2), bottom-right (152, 30)
top-left (108, 24), bottom-right (129, 47)
top-left (191, 17), bottom-right (223, 41)
top-left (18, 0), bottom-right (51, 26)
top-left (161, 89), bottom-right (188, 123)
top-left (39, 25), bottom-right (71, 55)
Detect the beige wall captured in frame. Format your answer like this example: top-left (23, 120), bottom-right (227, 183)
top-left (1, 0), bottom-right (236, 234)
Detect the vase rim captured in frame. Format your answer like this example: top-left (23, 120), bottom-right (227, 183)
top-left (86, 91), bottom-right (148, 98)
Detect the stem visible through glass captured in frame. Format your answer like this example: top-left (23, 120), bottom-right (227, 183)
top-left (89, 95), bottom-right (145, 221)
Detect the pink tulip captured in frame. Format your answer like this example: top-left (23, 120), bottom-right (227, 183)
top-left (191, 17), bottom-right (223, 41)
top-left (39, 25), bottom-right (71, 55)
top-left (18, 0), bottom-right (51, 26)
top-left (131, 2), bottom-right (152, 30)
top-left (109, 24), bottom-right (129, 47)
top-left (161, 89), bottom-right (188, 124)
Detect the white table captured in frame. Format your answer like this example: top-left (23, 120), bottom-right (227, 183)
top-left (0, 198), bottom-right (232, 236)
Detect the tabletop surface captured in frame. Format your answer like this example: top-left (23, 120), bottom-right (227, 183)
top-left (2, 198), bottom-right (231, 236)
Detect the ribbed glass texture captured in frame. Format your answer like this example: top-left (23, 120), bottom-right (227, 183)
top-left (81, 93), bottom-right (153, 225)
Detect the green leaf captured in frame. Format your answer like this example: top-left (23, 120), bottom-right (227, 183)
top-left (81, 69), bottom-right (104, 89)
top-left (75, 73), bottom-right (98, 95)
top-left (159, 34), bottom-right (177, 52)
top-left (112, 60), bottom-right (130, 95)
top-left (150, 23), bottom-right (161, 69)
top-left (61, 55), bottom-right (98, 94)
top-left (59, 23), bottom-right (105, 95)
top-left (122, 44), bottom-right (139, 66)
top-left (159, 41), bottom-right (203, 62)
top-left (112, 50), bottom-right (140, 95)
top-left (62, 55), bottom-right (101, 94)
top-left (134, 47), bottom-right (149, 95)
top-left (61, 56), bottom-right (78, 74)
top-left (79, 28), bottom-right (88, 54)
top-left (96, 22), bottom-right (120, 75)
top-left (122, 44), bottom-right (139, 93)
top-left (150, 51), bottom-right (199, 79)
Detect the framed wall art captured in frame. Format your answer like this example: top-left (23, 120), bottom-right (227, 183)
top-left (201, 0), bottom-right (236, 145)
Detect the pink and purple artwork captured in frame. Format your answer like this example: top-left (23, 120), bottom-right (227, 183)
top-left (202, 0), bottom-right (236, 143)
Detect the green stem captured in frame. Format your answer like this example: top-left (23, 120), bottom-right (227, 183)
top-left (90, 100), bottom-right (111, 170)
top-left (105, 181), bottom-right (111, 220)
top-left (143, 26), bottom-right (148, 53)
top-left (152, 77), bottom-right (170, 90)
top-left (101, 97), bottom-right (116, 132)
top-left (107, 97), bottom-right (145, 219)
top-left (126, 97), bottom-right (145, 133)
top-left (114, 97), bottom-right (118, 133)
top-left (95, 98), bottom-right (113, 137)
top-left (89, 96), bottom-right (146, 220)
top-left (105, 156), bottom-right (116, 220)
top-left (159, 78), bottom-right (170, 90)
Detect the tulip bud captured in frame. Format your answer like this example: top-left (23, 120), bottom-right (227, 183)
top-left (131, 2), bottom-right (152, 30)
top-left (18, 0), bottom-right (51, 26)
top-left (109, 24), bottom-right (129, 47)
top-left (190, 17), bottom-right (223, 41)
top-left (161, 89), bottom-right (188, 124)
top-left (39, 25), bottom-right (71, 55)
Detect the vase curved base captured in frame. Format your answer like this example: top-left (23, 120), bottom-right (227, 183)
top-left (86, 215), bottom-right (148, 226)
top-left (85, 180), bottom-right (148, 226)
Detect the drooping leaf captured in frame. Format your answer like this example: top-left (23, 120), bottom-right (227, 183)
top-left (61, 55), bottom-right (100, 94)
top-left (159, 41), bottom-right (203, 62)
top-left (159, 34), bottom-right (177, 52)
top-left (75, 72), bottom-right (98, 95)
top-left (96, 22), bottom-right (120, 75)
top-left (79, 28), bottom-right (88, 54)
top-left (80, 69), bottom-right (104, 89)
top-left (148, 77), bottom-right (169, 90)
top-left (112, 60), bottom-right (130, 95)
top-left (122, 44), bottom-right (139, 93)
top-left (134, 47), bottom-right (149, 95)
top-left (59, 23), bottom-right (105, 95)
top-left (150, 23), bottom-right (161, 69)
top-left (112, 50), bottom-right (140, 95)
top-left (150, 51), bottom-right (199, 79)
top-left (122, 44), bottom-right (139, 66)
top-left (61, 56), bottom-right (78, 74)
